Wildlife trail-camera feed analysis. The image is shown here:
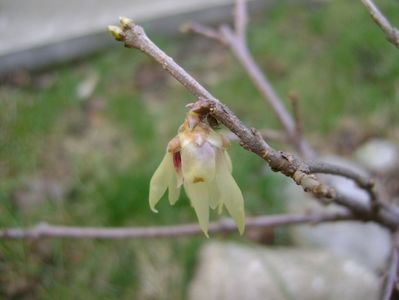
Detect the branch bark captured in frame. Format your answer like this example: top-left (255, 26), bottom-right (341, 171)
top-left (219, 25), bottom-right (297, 144)
top-left (308, 161), bottom-right (378, 208)
top-left (115, 20), bottom-right (215, 101)
top-left (182, 0), bottom-right (314, 157)
top-left (288, 92), bottom-right (304, 141)
top-left (381, 233), bottom-right (399, 300)
top-left (234, 0), bottom-right (248, 43)
top-left (225, 128), bottom-right (288, 144)
top-left (0, 212), bottom-right (354, 240)
top-left (180, 22), bottom-right (226, 44)
top-left (183, 20), bottom-right (315, 159)
top-left (361, 0), bottom-right (399, 49)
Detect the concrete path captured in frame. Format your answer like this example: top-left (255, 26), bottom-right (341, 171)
top-left (0, 0), bottom-right (264, 73)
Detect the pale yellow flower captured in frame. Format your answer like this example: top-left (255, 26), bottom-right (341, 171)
top-left (149, 112), bottom-right (245, 236)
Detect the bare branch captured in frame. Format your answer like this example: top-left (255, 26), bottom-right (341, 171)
top-left (361, 0), bottom-right (399, 49)
top-left (235, 0), bottom-right (248, 43)
top-left (288, 91), bottom-right (304, 144)
top-left (380, 233), bottom-right (399, 300)
top-left (0, 212), bottom-right (354, 240)
top-left (219, 26), bottom-right (299, 147)
top-left (308, 161), bottom-right (378, 208)
top-left (108, 19), bottom-right (399, 231)
top-left (184, 17), bottom-right (315, 158)
top-left (196, 98), bottom-right (398, 229)
top-left (193, 98), bottom-right (332, 192)
top-left (180, 22), bottom-right (226, 44)
top-left (181, 0), bottom-right (313, 156)
top-left (185, 8), bottom-right (314, 159)
top-left (182, 17), bottom-right (298, 151)
top-left (225, 128), bottom-right (288, 144)
top-left (114, 19), bottom-right (214, 101)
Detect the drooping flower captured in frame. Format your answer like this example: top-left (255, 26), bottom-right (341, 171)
top-left (149, 112), bottom-right (245, 236)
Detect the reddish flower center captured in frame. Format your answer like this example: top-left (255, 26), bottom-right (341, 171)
top-left (173, 151), bottom-right (182, 173)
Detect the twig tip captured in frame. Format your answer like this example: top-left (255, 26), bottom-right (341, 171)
top-left (108, 25), bottom-right (124, 41)
top-left (119, 16), bottom-right (134, 29)
top-left (179, 22), bottom-right (192, 33)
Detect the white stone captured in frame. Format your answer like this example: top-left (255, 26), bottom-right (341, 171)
top-left (355, 139), bottom-right (399, 172)
top-left (189, 242), bottom-right (379, 300)
top-left (286, 156), bottom-right (392, 273)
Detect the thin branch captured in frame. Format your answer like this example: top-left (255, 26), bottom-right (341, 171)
top-left (181, 20), bottom-right (301, 153)
top-left (380, 233), bottom-right (399, 300)
top-left (112, 19), bottom-right (215, 101)
top-left (361, 0), bottom-right (399, 49)
top-left (225, 128), bottom-right (288, 144)
top-left (108, 18), bottom-right (399, 231)
top-left (189, 0), bottom-right (315, 159)
top-left (235, 0), bottom-right (248, 43)
top-left (288, 91), bottom-right (304, 145)
top-left (308, 161), bottom-right (378, 208)
top-left (0, 212), bottom-right (354, 240)
top-left (184, 16), bottom-right (315, 159)
top-left (197, 97), bottom-right (398, 229)
top-left (180, 22), bottom-right (226, 44)
top-left (219, 25), bottom-right (299, 149)
top-left (221, 24), bottom-right (314, 159)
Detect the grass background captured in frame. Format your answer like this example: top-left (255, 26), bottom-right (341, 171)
top-left (1, 0), bottom-right (399, 299)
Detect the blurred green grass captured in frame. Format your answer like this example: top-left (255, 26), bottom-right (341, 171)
top-left (1, 0), bottom-right (399, 299)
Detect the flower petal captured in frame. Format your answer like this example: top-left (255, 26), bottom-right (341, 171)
top-left (208, 180), bottom-right (220, 210)
top-left (224, 151), bottom-right (233, 173)
top-left (216, 151), bottom-right (245, 234)
top-left (184, 181), bottom-right (210, 237)
top-left (149, 152), bottom-right (174, 212)
top-left (217, 202), bottom-right (224, 215)
top-left (168, 172), bottom-right (181, 205)
top-left (207, 130), bottom-right (224, 149)
top-left (181, 142), bottom-right (216, 184)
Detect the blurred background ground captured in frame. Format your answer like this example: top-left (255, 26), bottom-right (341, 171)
top-left (1, 0), bottom-right (399, 299)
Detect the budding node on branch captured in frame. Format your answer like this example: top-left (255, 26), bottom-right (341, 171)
top-left (119, 16), bottom-right (134, 29)
top-left (108, 25), bottom-right (124, 41)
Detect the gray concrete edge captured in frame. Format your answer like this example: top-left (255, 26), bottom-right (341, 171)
top-left (0, 0), bottom-right (270, 75)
